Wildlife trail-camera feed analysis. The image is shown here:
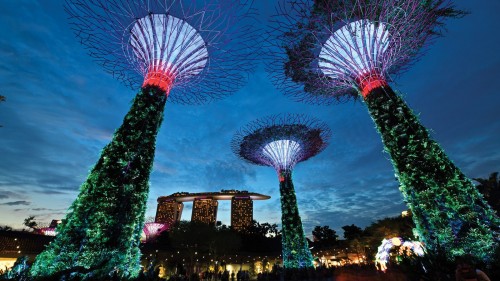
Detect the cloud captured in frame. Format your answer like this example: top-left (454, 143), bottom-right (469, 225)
top-left (205, 160), bottom-right (257, 189)
top-left (1, 201), bottom-right (31, 206)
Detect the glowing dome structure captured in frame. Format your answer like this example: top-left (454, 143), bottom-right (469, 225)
top-left (269, 0), bottom-right (500, 262)
top-left (318, 19), bottom-right (393, 97)
top-left (30, 1), bottom-right (257, 279)
top-left (64, 0), bottom-right (257, 104)
top-left (129, 13), bottom-right (208, 92)
top-left (141, 222), bottom-right (169, 243)
top-left (232, 114), bottom-right (331, 268)
top-left (262, 140), bottom-right (302, 172)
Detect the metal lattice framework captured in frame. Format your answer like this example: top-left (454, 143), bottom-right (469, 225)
top-left (268, 0), bottom-right (465, 104)
top-left (232, 114), bottom-right (331, 173)
top-left (65, 0), bottom-right (258, 104)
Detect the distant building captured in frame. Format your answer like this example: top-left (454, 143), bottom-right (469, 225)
top-left (192, 198), bottom-right (219, 226)
top-left (231, 196), bottom-right (253, 231)
top-left (155, 199), bottom-right (184, 226)
top-left (155, 190), bottom-right (270, 230)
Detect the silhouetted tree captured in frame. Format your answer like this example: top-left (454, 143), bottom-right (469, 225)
top-left (312, 225), bottom-right (338, 249)
top-left (244, 220), bottom-right (280, 237)
top-left (474, 172), bottom-right (500, 214)
top-left (363, 216), bottom-right (415, 259)
top-left (0, 225), bottom-right (12, 231)
top-left (240, 220), bottom-right (281, 253)
top-left (23, 216), bottom-right (38, 231)
top-left (213, 227), bottom-right (241, 256)
top-left (341, 224), bottom-right (364, 240)
top-left (167, 221), bottom-right (241, 276)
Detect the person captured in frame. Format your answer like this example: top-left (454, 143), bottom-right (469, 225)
top-left (455, 255), bottom-right (491, 281)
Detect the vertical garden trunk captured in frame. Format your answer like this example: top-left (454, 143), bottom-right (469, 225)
top-left (30, 86), bottom-right (168, 279)
top-left (279, 170), bottom-right (313, 268)
top-left (364, 85), bottom-right (500, 261)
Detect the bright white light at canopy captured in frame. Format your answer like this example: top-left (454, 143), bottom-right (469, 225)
top-left (319, 19), bottom-right (391, 81)
top-left (263, 140), bottom-right (301, 171)
top-left (130, 14), bottom-right (208, 82)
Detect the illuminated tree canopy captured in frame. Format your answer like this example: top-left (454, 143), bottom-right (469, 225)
top-left (269, 0), bottom-right (466, 104)
top-left (66, 0), bottom-right (257, 104)
top-left (232, 114), bottom-right (331, 269)
top-left (267, 0), bottom-right (499, 263)
top-left (30, 1), bottom-right (258, 279)
top-left (232, 114), bottom-right (330, 173)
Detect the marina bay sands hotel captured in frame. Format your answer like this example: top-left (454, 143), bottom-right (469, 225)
top-left (155, 190), bottom-right (270, 231)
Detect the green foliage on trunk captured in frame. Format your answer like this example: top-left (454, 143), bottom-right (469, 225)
top-left (30, 86), bottom-right (167, 280)
top-left (279, 170), bottom-right (313, 268)
top-left (364, 86), bottom-right (500, 262)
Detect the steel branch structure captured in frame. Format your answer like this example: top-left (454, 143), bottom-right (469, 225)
top-left (232, 114), bottom-right (331, 268)
top-left (65, 0), bottom-right (257, 104)
top-left (30, 1), bottom-right (257, 279)
top-left (269, 0), bottom-right (500, 262)
top-left (269, 0), bottom-right (465, 104)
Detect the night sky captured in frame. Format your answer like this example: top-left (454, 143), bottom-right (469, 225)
top-left (0, 1), bottom-right (499, 237)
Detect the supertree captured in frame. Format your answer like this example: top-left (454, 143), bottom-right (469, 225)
top-left (30, 0), bottom-right (257, 279)
top-left (141, 222), bottom-right (169, 243)
top-left (39, 227), bottom-right (57, 237)
top-left (232, 114), bottom-right (331, 268)
top-left (268, 0), bottom-right (500, 262)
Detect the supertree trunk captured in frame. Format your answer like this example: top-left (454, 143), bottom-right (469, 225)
top-left (30, 85), bottom-right (167, 280)
top-left (364, 85), bottom-right (500, 260)
top-left (279, 170), bottom-right (313, 268)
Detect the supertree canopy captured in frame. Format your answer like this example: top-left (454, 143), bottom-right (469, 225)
top-left (232, 114), bottom-right (331, 268)
top-left (141, 222), bottom-right (169, 243)
top-left (269, 0), bottom-right (500, 262)
top-left (30, 1), bottom-right (257, 279)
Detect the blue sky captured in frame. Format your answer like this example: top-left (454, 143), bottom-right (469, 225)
top-left (0, 0), bottom-right (499, 237)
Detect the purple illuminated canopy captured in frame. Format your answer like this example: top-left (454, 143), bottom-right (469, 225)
top-left (268, 0), bottom-right (465, 103)
top-left (232, 114), bottom-right (331, 172)
top-left (141, 222), bottom-right (169, 243)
